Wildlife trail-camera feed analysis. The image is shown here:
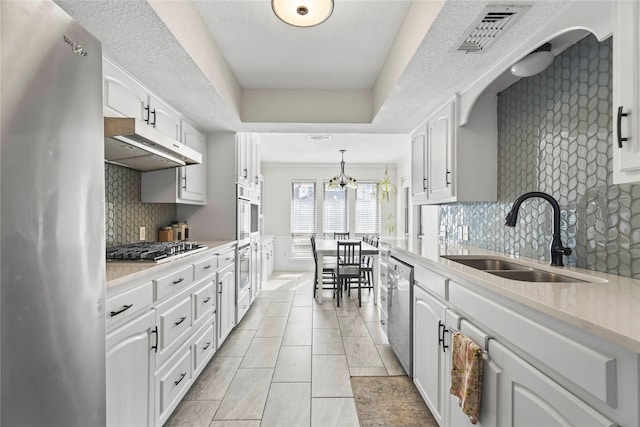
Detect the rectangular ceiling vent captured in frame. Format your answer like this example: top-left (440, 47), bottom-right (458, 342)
top-left (454, 5), bottom-right (530, 53)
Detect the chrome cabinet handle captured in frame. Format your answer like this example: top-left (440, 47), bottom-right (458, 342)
top-left (203, 342), bottom-right (211, 351)
top-left (204, 264), bottom-right (212, 269)
top-left (617, 105), bottom-right (629, 148)
top-left (438, 320), bottom-right (449, 352)
top-left (172, 278), bottom-right (184, 285)
top-left (203, 297), bottom-right (211, 304)
top-left (151, 326), bottom-right (158, 353)
top-left (174, 316), bottom-right (187, 326)
top-left (109, 304), bottom-right (133, 317)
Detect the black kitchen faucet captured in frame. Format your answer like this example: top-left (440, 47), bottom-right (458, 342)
top-left (505, 191), bottom-right (572, 266)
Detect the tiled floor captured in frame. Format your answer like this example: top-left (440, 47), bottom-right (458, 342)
top-left (165, 271), bottom-right (407, 427)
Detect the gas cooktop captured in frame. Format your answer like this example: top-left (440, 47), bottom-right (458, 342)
top-left (106, 242), bottom-right (208, 263)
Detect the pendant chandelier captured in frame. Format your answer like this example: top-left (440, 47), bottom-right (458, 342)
top-left (272, 0), bottom-right (334, 27)
top-left (328, 150), bottom-right (357, 189)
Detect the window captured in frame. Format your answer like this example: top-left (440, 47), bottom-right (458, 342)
top-left (355, 182), bottom-right (380, 237)
top-left (323, 183), bottom-right (347, 238)
top-left (291, 180), bottom-right (316, 258)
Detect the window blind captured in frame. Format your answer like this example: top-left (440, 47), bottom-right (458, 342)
top-left (355, 182), bottom-right (380, 236)
top-left (323, 182), bottom-right (347, 238)
top-left (291, 180), bottom-right (316, 258)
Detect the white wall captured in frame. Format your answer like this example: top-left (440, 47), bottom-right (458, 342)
top-left (262, 164), bottom-right (398, 271)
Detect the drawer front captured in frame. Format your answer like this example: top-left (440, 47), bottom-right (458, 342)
top-left (193, 255), bottom-right (218, 281)
top-left (237, 290), bottom-right (251, 324)
top-left (449, 281), bottom-right (617, 406)
top-left (414, 265), bottom-right (447, 300)
top-left (193, 322), bottom-right (215, 374)
top-left (106, 281), bottom-right (153, 329)
top-left (159, 295), bottom-right (192, 352)
top-left (217, 250), bottom-right (235, 269)
top-left (194, 281), bottom-right (215, 323)
top-left (155, 265), bottom-right (193, 300)
top-left (158, 347), bottom-right (192, 424)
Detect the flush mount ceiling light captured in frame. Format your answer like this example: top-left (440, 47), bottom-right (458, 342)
top-left (511, 43), bottom-right (554, 77)
top-left (328, 149), bottom-right (357, 189)
top-left (272, 0), bottom-right (334, 27)
top-left (308, 135), bottom-right (332, 141)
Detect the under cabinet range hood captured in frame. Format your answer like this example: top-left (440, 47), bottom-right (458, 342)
top-left (104, 117), bottom-right (202, 171)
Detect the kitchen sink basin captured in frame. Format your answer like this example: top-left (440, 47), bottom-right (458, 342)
top-left (442, 256), bottom-right (532, 271)
top-left (443, 255), bottom-right (589, 283)
top-left (488, 270), bottom-right (587, 283)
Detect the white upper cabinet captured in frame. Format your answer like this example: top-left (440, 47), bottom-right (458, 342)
top-left (178, 121), bottom-right (207, 204)
top-left (148, 93), bottom-right (181, 142)
top-left (612, 0), bottom-right (640, 184)
top-left (103, 57), bottom-right (148, 121)
top-left (411, 94), bottom-right (497, 205)
top-left (236, 132), bottom-right (260, 187)
top-left (411, 125), bottom-right (428, 203)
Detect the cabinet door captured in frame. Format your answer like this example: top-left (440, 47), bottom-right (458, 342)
top-left (427, 101), bottom-right (455, 201)
top-left (148, 93), bottom-right (181, 141)
top-left (411, 126), bottom-right (428, 201)
top-left (103, 57), bottom-right (148, 120)
top-left (413, 284), bottom-right (447, 425)
top-left (179, 121), bottom-right (207, 203)
top-left (106, 310), bottom-right (155, 427)
top-left (493, 340), bottom-right (616, 427)
top-left (236, 132), bottom-right (250, 184)
top-left (612, 0), bottom-right (640, 184)
top-left (250, 133), bottom-right (260, 185)
top-left (217, 263), bottom-right (236, 346)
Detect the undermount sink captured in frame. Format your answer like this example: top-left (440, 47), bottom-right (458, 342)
top-left (488, 270), bottom-right (587, 283)
top-left (442, 255), bottom-right (589, 283)
top-left (442, 256), bottom-right (531, 271)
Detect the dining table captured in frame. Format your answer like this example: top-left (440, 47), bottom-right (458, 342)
top-left (314, 239), bottom-right (380, 305)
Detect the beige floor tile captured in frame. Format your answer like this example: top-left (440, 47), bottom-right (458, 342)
top-left (273, 291), bottom-right (295, 302)
top-left (311, 355), bottom-right (352, 397)
top-left (164, 400), bottom-right (219, 427)
top-left (215, 330), bottom-right (256, 358)
top-left (376, 344), bottom-right (407, 375)
top-left (313, 309), bottom-right (339, 329)
top-left (365, 321), bottom-right (389, 345)
top-left (294, 282), bottom-right (314, 295)
top-left (311, 398), bottom-right (359, 427)
top-left (209, 421), bottom-right (260, 427)
top-left (184, 357), bottom-right (242, 401)
top-left (260, 383), bottom-right (311, 427)
top-left (337, 314), bottom-right (370, 337)
top-left (358, 301), bottom-right (381, 322)
top-left (235, 308), bottom-right (266, 330)
top-left (292, 293), bottom-right (313, 307)
top-left (312, 328), bottom-right (344, 355)
top-left (349, 366), bottom-right (389, 376)
top-left (313, 291), bottom-right (337, 310)
top-left (343, 336), bottom-right (384, 368)
top-left (239, 337), bottom-right (282, 368)
top-left (288, 306), bottom-right (312, 323)
top-left (213, 368), bottom-right (273, 420)
top-left (255, 316), bottom-right (288, 337)
top-left (254, 289), bottom-right (277, 299)
top-left (273, 346), bottom-right (311, 382)
top-left (282, 322), bottom-right (313, 346)
top-left (264, 302), bottom-right (291, 317)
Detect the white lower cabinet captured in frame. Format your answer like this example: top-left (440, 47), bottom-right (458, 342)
top-left (492, 339), bottom-right (615, 427)
top-left (413, 283), bottom-right (447, 425)
top-left (106, 244), bottom-right (239, 427)
top-left (155, 346), bottom-right (193, 426)
top-left (217, 260), bottom-right (236, 346)
top-left (106, 310), bottom-right (156, 427)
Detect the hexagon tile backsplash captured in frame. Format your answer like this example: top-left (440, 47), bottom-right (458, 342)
top-left (105, 163), bottom-right (176, 246)
top-left (440, 34), bottom-right (640, 279)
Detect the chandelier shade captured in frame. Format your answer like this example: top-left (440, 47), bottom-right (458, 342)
top-left (328, 150), bottom-right (357, 189)
top-left (272, 0), bottom-right (334, 27)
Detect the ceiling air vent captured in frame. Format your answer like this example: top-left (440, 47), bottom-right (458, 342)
top-left (454, 5), bottom-right (530, 53)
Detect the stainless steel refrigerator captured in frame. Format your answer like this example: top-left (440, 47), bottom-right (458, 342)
top-left (1, 1), bottom-right (106, 425)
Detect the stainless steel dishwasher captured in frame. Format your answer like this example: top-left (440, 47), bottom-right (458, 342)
top-left (387, 256), bottom-right (414, 377)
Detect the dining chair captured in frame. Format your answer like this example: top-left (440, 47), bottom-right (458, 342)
top-left (334, 241), bottom-right (362, 307)
top-left (333, 232), bottom-right (350, 240)
top-left (311, 236), bottom-right (335, 297)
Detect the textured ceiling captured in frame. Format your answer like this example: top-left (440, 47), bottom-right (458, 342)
top-left (54, 0), bottom-right (567, 164)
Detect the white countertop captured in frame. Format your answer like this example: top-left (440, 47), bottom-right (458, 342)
top-left (106, 240), bottom-right (235, 289)
top-left (383, 238), bottom-right (640, 354)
